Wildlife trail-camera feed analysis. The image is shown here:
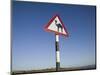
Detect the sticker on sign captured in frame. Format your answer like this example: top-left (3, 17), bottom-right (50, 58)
top-left (44, 15), bottom-right (68, 36)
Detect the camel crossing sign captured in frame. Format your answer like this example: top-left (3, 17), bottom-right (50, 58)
top-left (44, 14), bottom-right (69, 71)
top-left (44, 15), bottom-right (68, 36)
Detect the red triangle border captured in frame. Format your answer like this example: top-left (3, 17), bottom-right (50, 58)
top-left (44, 14), bottom-right (69, 37)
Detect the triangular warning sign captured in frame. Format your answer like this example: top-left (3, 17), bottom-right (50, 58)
top-left (44, 15), bottom-right (68, 36)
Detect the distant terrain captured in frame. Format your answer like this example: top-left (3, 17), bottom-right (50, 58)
top-left (11, 65), bottom-right (96, 75)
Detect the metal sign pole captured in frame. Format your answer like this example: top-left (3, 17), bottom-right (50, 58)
top-left (55, 34), bottom-right (60, 71)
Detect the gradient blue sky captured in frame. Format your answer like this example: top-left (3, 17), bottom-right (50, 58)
top-left (12, 1), bottom-right (96, 71)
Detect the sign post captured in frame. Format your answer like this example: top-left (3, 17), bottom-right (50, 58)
top-left (44, 14), bottom-right (68, 71)
top-left (55, 34), bottom-right (60, 71)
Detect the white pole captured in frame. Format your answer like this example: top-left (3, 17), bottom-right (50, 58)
top-left (55, 34), bottom-right (60, 71)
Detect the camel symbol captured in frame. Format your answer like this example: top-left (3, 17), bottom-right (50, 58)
top-left (55, 20), bottom-right (63, 32)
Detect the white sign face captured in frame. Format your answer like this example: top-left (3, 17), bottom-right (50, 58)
top-left (45, 15), bottom-right (68, 36)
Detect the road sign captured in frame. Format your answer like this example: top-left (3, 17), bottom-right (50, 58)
top-left (45, 15), bottom-right (68, 36)
top-left (44, 14), bottom-right (69, 71)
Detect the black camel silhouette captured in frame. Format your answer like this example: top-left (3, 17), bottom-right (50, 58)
top-left (55, 20), bottom-right (63, 32)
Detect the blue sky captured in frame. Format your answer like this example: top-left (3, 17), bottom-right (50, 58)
top-left (12, 1), bottom-right (96, 71)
